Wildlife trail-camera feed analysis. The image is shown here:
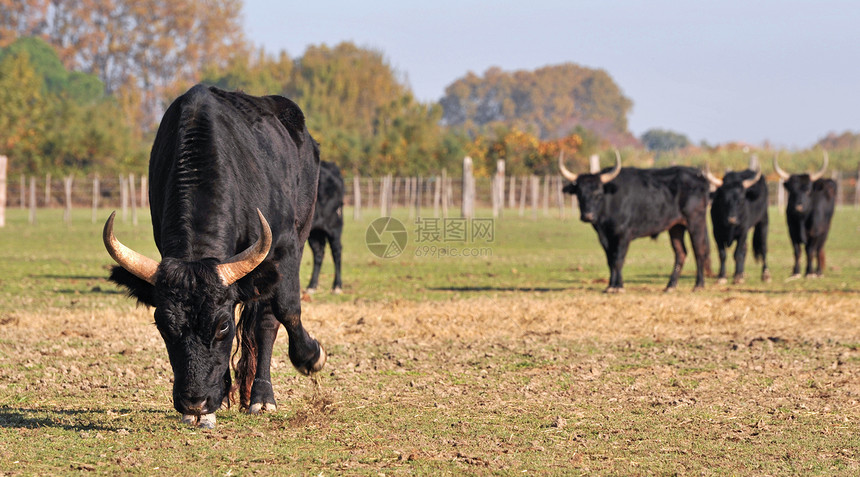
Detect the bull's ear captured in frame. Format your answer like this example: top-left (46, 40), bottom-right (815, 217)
top-left (236, 260), bottom-right (279, 302)
top-left (108, 266), bottom-right (157, 307)
top-left (562, 183), bottom-right (577, 195)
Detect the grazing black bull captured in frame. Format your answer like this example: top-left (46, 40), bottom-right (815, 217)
top-left (306, 161), bottom-right (344, 294)
top-left (705, 161), bottom-right (770, 284)
top-left (559, 151), bottom-right (711, 292)
top-left (774, 152), bottom-right (837, 278)
top-left (104, 85), bottom-right (326, 428)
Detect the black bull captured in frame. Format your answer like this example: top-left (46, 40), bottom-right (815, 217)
top-left (306, 160), bottom-right (345, 294)
top-left (104, 85), bottom-right (326, 427)
top-left (705, 165), bottom-right (770, 284)
top-left (774, 153), bottom-right (837, 277)
top-left (560, 152), bottom-right (711, 292)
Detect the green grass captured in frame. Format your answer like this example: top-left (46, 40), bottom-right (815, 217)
top-left (1, 206), bottom-right (859, 474)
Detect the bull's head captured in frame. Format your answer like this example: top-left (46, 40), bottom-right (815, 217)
top-left (705, 162), bottom-right (762, 226)
top-left (104, 209), bottom-right (275, 424)
top-left (774, 152), bottom-right (828, 215)
top-left (559, 150), bottom-right (621, 223)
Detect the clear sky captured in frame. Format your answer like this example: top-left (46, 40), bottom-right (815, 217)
top-left (242, 0), bottom-right (859, 149)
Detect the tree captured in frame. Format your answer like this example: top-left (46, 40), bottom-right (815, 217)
top-left (640, 129), bottom-right (690, 152)
top-left (440, 63), bottom-right (634, 143)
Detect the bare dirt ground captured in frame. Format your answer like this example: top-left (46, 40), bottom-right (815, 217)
top-left (2, 291), bottom-right (860, 474)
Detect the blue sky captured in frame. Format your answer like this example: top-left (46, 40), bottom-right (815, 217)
top-left (242, 0), bottom-right (859, 149)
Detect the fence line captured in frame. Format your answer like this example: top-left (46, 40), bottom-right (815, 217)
top-left (1, 168), bottom-right (859, 226)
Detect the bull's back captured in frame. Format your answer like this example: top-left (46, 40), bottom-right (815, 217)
top-left (148, 85), bottom-right (319, 258)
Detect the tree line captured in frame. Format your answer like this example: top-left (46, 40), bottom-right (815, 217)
top-left (1, 0), bottom-right (857, 179)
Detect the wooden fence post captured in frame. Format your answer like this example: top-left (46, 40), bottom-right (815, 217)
top-left (590, 154), bottom-right (601, 173)
top-left (120, 175), bottom-right (128, 222)
top-left (45, 173), bottom-right (51, 207)
top-left (508, 175), bottom-right (516, 209)
top-left (530, 175), bottom-right (539, 220)
top-left (441, 169), bottom-right (448, 218)
top-left (518, 176), bottom-right (527, 217)
top-left (855, 166), bottom-right (860, 208)
top-left (353, 174), bottom-right (362, 220)
top-left (542, 175), bottom-right (549, 216)
top-left (0, 155), bottom-right (6, 227)
top-left (777, 178), bottom-right (785, 209)
top-left (140, 175), bottom-right (148, 208)
top-left (493, 160), bottom-right (505, 218)
top-left (556, 176), bottom-right (565, 219)
top-left (63, 175), bottom-right (73, 224)
top-left (462, 156), bottom-right (474, 219)
top-left (20, 175), bottom-right (25, 209)
top-left (92, 176), bottom-right (100, 223)
top-left (129, 173), bottom-right (138, 226)
top-left (29, 176), bottom-right (36, 224)
top-left (366, 177), bottom-right (374, 211)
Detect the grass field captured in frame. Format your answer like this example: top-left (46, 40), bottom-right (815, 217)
top-left (1, 206), bottom-right (859, 475)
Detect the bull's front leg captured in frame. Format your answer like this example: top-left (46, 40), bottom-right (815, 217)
top-left (666, 225), bottom-right (687, 291)
top-left (605, 239), bottom-right (629, 293)
top-left (790, 242), bottom-right (803, 278)
top-left (716, 243), bottom-right (728, 284)
top-left (247, 305), bottom-right (281, 414)
top-left (732, 231), bottom-right (749, 284)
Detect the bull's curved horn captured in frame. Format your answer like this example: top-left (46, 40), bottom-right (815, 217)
top-left (772, 154), bottom-right (790, 181)
top-left (103, 211), bottom-right (159, 285)
top-left (809, 151), bottom-right (828, 181)
top-left (704, 163), bottom-right (723, 188)
top-left (599, 149), bottom-right (622, 184)
top-left (558, 151), bottom-right (578, 182)
top-left (215, 209), bottom-right (272, 286)
top-left (741, 167), bottom-right (762, 189)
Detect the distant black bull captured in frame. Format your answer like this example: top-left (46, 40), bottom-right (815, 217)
top-left (774, 152), bottom-right (837, 278)
top-left (104, 85), bottom-right (326, 428)
top-left (306, 160), bottom-right (344, 294)
top-left (560, 151), bottom-right (711, 292)
top-left (705, 160), bottom-right (770, 284)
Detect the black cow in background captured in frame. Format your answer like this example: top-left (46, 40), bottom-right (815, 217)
top-left (705, 158), bottom-right (770, 284)
top-left (104, 85), bottom-right (326, 428)
top-left (306, 161), bottom-right (344, 294)
top-left (774, 152), bottom-right (837, 278)
top-left (560, 151), bottom-right (711, 293)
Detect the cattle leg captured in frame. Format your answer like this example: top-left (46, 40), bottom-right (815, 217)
top-left (329, 232), bottom-right (343, 293)
top-left (604, 238), bottom-right (629, 292)
top-left (247, 305), bottom-right (281, 414)
top-left (752, 220), bottom-right (770, 282)
top-left (274, 270), bottom-right (326, 376)
top-left (804, 243), bottom-right (816, 277)
top-left (732, 231), bottom-right (749, 284)
top-left (791, 242), bottom-right (803, 277)
top-left (666, 225), bottom-right (687, 291)
top-left (716, 243), bottom-right (728, 284)
top-left (305, 230), bottom-right (326, 293)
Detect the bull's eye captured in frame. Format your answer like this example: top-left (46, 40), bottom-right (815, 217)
top-left (214, 320), bottom-right (231, 341)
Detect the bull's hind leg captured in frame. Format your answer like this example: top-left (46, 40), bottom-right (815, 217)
top-left (329, 231), bottom-right (343, 293)
top-left (305, 230), bottom-right (326, 293)
top-left (665, 225), bottom-right (687, 291)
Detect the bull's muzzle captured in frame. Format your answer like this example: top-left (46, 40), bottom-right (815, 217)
top-left (727, 216), bottom-right (739, 225)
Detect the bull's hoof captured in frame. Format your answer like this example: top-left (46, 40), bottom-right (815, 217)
top-left (296, 342), bottom-right (327, 376)
top-left (249, 402), bottom-right (277, 414)
top-left (604, 287), bottom-right (624, 294)
top-left (305, 287), bottom-right (317, 295)
top-left (664, 286), bottom-right (678, 293)
top-left (332, 287), bottom-right (343, 295)
top-left (762, 270), bottom-right (772, 283)
top-left (732, 276), bottom-right (745, 285)
top-left (786, 274), bottom-right (802, 282)
top-left (807, 273), bottom-right (822, 279)
top-left (181, 413), bottom-right (217, 429)
top-left (716, 277), bottom-right (728, 285)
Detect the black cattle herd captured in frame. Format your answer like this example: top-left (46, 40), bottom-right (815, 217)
top-left (102, 85), bottom-right (838, 428)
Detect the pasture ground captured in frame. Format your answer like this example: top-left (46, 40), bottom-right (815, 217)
top-left (1, 207), bottom-right (859, 475)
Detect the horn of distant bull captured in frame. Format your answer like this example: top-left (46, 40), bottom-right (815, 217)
top-left (103, 211), bottom-right (159, 285)
top-left (741, 166), bottom-right (762, 190)
top-left (772, 154), bottom-right (790, 181)
top-left (703, 163), bottom-right (723, 188)
top-left (558, 150), bottom-right (578, 182)
top-left (215, 208), bottom-right (273, 286)
top-left (599, 149), bottom-right (622, 184)
top-left (809, 151), bottom-right (828, 181)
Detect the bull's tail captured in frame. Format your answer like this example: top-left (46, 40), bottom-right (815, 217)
top-left (752, 222), bottom-right (766, 263)
top-left (231, 302), bottom-right (258, 410)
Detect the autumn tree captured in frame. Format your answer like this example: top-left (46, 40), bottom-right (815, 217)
top-left (440, 64), bottom-right (635, 145)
